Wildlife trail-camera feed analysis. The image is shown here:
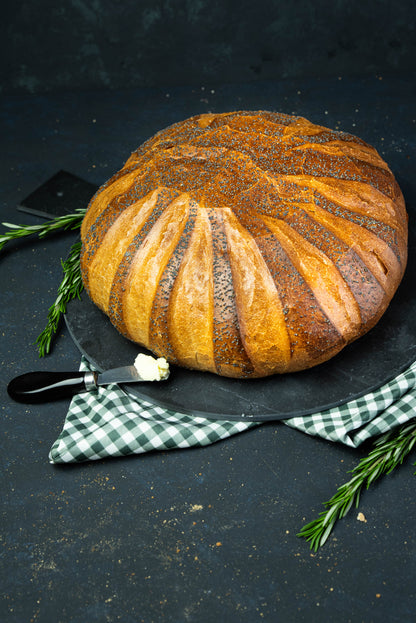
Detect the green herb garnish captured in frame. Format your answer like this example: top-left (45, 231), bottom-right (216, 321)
top-left (0, 208), bottom-right (86, 252)
top-left (35, 240), bottom-right (84, 356)
top-left (1, 209), bottom-right (86, 355)
top-left (298, 420), bottom-right (416, 550)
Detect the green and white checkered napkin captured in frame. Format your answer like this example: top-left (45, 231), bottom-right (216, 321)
top-left (49, 357), bottom-right (416, 463)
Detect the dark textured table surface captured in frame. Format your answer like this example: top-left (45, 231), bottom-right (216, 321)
top-left (1, 74), bottom-right (415, 623)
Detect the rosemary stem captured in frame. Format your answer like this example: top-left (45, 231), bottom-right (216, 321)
top-left (0, 208), bottom-right (85, 251)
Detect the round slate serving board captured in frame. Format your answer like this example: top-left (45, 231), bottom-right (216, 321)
top-left (65, 230), bottom-right (416, 421)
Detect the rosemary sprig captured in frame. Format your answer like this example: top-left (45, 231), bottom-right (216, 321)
top-left (0, 208), bottom-right (87, 355)
top-left (298, 419), bottom-right (416, 551)
top-left (35, 240), bottom-right (84, 357)
top-left (0, 208), bottom-right (86, 252)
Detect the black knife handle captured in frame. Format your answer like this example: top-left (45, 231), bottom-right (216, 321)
top-left (7, 371), bottom-right (98, 403)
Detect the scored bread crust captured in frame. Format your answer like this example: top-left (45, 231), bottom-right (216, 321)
top-left (80, 111), bottom-right (408, 378)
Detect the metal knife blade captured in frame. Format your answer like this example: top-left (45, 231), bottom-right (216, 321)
top-left (97, 365), bottom-right (147, 385)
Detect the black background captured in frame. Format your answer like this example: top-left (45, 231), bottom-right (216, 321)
top-left (2, 0), bottom-right (415, 95)
top-left (1, 3), bottom-right (416, 623)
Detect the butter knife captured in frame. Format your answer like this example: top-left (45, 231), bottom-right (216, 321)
top-left (7, 366), bottom-right (168, 404)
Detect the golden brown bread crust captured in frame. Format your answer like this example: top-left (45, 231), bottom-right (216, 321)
top-left (80, 111), bottom-right (408, 378)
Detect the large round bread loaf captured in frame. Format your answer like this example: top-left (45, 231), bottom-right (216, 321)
top-left (80, 111), bottom-right (408, 378)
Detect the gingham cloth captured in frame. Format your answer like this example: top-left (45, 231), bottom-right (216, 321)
top-left (49, 357), bottom-right (416, 463)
